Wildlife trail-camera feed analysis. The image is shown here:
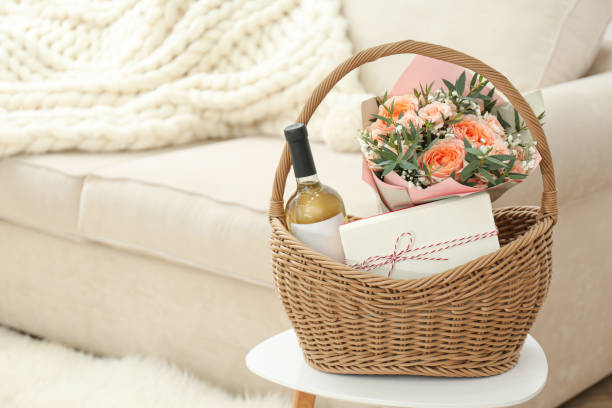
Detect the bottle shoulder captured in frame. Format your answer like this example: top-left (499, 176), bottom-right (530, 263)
top-left (286, 182), bottom-right (345, 226)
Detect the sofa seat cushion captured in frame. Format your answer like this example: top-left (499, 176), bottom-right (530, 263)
top-left (78, 138), bottom-right (378, 286)
top-left (0, 151), bottom-right (154, 237)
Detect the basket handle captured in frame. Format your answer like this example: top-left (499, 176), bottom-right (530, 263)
top-left (270, 40), bottom-right (558, 223)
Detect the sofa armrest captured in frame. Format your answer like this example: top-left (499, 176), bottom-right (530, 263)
top-left (494, 71), bottom-right (612, 210)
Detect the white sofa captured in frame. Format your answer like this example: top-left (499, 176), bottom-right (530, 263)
top-left (1, 2), bottom-right (611, 407)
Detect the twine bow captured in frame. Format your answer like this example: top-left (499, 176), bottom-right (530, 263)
top-left (349, 229), bottom-right (498, 277)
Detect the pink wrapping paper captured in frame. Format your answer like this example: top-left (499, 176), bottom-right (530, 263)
top-left (362, 56), bottom-right (541, 211)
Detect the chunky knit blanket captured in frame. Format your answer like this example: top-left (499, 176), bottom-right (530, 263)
top-left (0, 0), bottom-right (369, 157)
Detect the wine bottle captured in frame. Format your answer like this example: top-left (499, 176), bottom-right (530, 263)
top-left (284, 123), bottom-right (346, 262)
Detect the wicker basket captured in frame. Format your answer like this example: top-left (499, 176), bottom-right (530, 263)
top-left (268, 41), bottom-right (558, 377)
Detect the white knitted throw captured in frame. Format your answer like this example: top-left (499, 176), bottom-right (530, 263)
top-left (0, 0), bottom-right (369, 157)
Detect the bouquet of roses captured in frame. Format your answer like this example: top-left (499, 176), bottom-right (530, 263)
top-left (359, 71), bottom-right (545, 210)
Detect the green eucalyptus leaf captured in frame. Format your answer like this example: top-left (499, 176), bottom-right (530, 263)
top-left (466, 147), bottom-right (483, 156)
top-left (465, 152), bottom-right (479, 162)
top-left (409, 122), bottom-right (418, 139)
top-left (399, 160), bottom-right (418, 171)
top-left (485, 157), bottom-right (506, 167)
top-left (372, 158), bottom-right (392, 165)
top-left (506, 156), bottom-right (517, 172)
top-left (379, 147), bottom-right (398, 160)
top-left (489, 154), bottom-right (514, 161)
top-left (478, 168), bottom-right (496, 184)
top-left (424, 135), bottom-right (439, 152)
top-left (455, 72), bottom-right (466, 95)
top-left (471, 83), bottom-right (486, 96)
top-left (371, 114), bottom-right (392, 124)
top-left (496, 112), bottom-right (512, 130)
top-left (483, 162), bottom-right (505, 171)
top-left (403, 141), bottom-right (417, 159)
top-left (463, 137), bottom-right (473, 149)
top-left (382, 162), bottom-right (396, 176)
top-left (508, 172), bottom-right (527, 180)
top-left (443, 79), bottom-right (455, 92)
top-left (423, 162), bottom-right (431, 177)
top-left (514, 109), bottom-right (521, 133)
top-left (469, 73), bottom-right (478, 89)
top-left (459, 160), bottom-right (480, 181)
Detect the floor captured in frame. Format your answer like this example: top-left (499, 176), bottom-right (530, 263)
top-left (3, 325), bottom-right (610, 407)
top-left (561, 375), bottom-right (612, 407)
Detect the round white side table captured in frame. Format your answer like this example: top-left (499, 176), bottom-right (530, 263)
top-left (246, 330), bottom-right (547, 408)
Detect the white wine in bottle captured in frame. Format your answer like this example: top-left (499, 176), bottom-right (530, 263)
top-left (284, 123), bottom-right (346, 262)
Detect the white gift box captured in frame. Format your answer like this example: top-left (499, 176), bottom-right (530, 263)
top-left (339, 192), bottom-right (500, 280)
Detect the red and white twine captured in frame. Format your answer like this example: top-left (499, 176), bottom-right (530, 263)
top-left (349, 229), bottom-right (498, 277)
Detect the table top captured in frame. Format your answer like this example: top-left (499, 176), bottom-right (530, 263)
top-left (246, 330), bottom-right (547, 408)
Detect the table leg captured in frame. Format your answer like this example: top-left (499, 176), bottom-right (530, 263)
top-left (292, 390), bottom-right (316, 408)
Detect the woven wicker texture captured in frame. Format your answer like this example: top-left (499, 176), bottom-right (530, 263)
top-left (269, 41), bottom-right (557, 377)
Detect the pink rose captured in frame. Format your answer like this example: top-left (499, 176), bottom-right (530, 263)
top-left (511, 147), bottom-right (528, 174)
top-left (398, 111), bottom-right (425, 130)
top-left (418, 138), bottom-right (465, 182)
top-left (418, 101), bottom-right (456, 129)
top-left (367, 123), bottom-right (387, 141)
top-left (491, 137), bottom-right (510, 155)
top-left (484, 113), bottom-right (505, 136)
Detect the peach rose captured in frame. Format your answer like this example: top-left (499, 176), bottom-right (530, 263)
top-left (377, 95), bottom-right (418, 123)
top-left (511, 148), bottom-right (527, 174)
top-left (367, 123), bottom-right (387, 141)
top-left (484, 113), bottom-right (505, 136)
top-left (398, 111), bottom-right (425, 130)
top-left (418, 138), bottom-right (465, 182)
top-left (452, 115), bottom-right (497, 147)
top-left (418, 101), bottom-right (456, 129)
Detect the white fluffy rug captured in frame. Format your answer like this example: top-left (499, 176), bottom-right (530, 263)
top-left (0, 0), bottom-right (368, 157)
top-left (0, 327), bottom-right (288, 408)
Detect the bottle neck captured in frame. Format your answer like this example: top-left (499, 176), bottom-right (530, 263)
top-left (285, 124), bottom-right (317, 181)
top-left (296, 174), bottom-right (320, 190)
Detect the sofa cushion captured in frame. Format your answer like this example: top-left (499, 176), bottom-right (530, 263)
top-left (587, 23), bottom-right (612, 76)
top-left (0, 152), bottom-right (153, 237)
top-left (343, 0), bottom-right (612, 93)
top-left (78, 138), bottom-right (378, 285)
